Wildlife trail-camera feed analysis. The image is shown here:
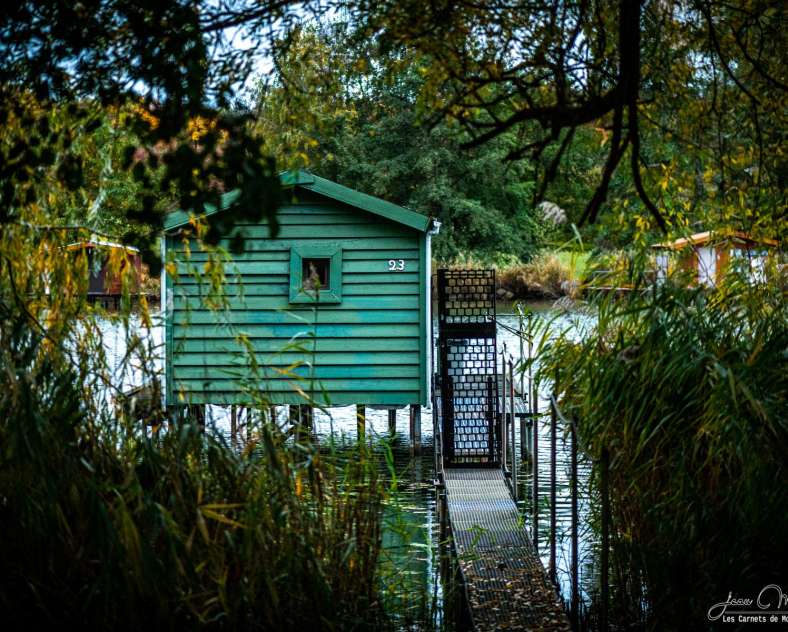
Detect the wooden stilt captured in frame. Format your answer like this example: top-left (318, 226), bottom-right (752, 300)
top-left (297, 404), bottom-right (313, 441)
top-left (550, 397), bottom-right (558, 584)
top-left (188, 404), bottom-right (205, 432)
top-left (571, 421), bottom-right (579, 630)
top-left (230, 405), bottom-right (237, 447)
top-left (600, 447), bottom-right (610, 632)
top-left (167, 405), bottom-right (181, 429)
top-left (520, 415), bottom-right (528, 461)
top-left (356, 404), bottom-right (365, 440)
top-left (410, 404), bottom-right (421, 454)
top-left (388, 409), bottom-right (397, 435)
top-left (533, 393), bottom-right (539, 549)
top-left (509, 359), bottom-right (517, 501)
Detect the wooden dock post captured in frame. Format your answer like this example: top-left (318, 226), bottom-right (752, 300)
top-left (550, 396), bottom-right (558, 584)
top-left (297, 404), bottom-right (313, 441)
top-left (388, 408), bottom-right (397, 435)
top-left (356, 404), bottom-right (366, 440)
top-left (600, 447), bottom-right (610, 632)
top-left (533, 390), bottom-right (539, 549)
top-left (520, 414), bottom-right (528, 462)
top-left (500, 346), bottom-right (508, 471)
top-left (409, 404), bottom-right (421, 453)
top-left (438, 486), bottom-right (448, 541)
top-left (509, 359), bottom-right (517, 500)
top-left (571, 420), bottom-right (579, 630)
top-left (188, 404), bottom-right (205, 432)
top-left (527, 310), bottom-right (534, 459)
top-left (550, 368), bottom-right (559, 584)
top-left (289, 404), bottom-right (299, 438)
top-left (500, 364), bottom-right (508, 470)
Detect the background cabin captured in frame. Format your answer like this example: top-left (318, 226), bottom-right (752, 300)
top-left (66, 239), bottom-right (144, 306)
top-left (652, 230), bottom-right (779, 287)
top-left (162, 170), bottom-right (440, 409)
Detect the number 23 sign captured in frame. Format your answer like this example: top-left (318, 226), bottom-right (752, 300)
top-left (387, 259), bottom-right (406, 271)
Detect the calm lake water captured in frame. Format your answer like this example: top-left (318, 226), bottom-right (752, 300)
top-left (98, 299), bottom-right (597, 628)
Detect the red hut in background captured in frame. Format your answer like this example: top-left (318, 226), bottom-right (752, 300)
top-left (66, 239), bottom-right (147, 307)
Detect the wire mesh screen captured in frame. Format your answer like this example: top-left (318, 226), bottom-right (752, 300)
top-left (436, 269), bottom-right (499, 466)
top-left (437, 269), bottom-right (497, 327)
top-left (442, 337), bottom-right (499, 464)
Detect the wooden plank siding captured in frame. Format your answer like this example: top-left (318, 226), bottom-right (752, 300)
top-left (166, 198), bottom-right (429, 407)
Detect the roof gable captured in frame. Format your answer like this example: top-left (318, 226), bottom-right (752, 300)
top-left (164, 170), bottom-right (431, 233)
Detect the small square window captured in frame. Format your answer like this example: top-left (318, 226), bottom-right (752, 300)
top-left (289, 245), bottom-right (342, 304)
top-left (302, 258), bottom-right (330, 290)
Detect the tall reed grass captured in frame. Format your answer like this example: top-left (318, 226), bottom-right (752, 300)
top-left (542, 273), bottom-right (787, 629)
top-left (0, 223), bottom-right (389, 630)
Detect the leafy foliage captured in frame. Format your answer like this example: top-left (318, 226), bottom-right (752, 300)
top-left (329, 82), bottom-right (545, 262)
top-left (346, 0), bottom-right (787, 236)
top-left (0, 0), bottom-right (302, 270)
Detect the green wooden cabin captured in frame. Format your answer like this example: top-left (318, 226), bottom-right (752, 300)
top-left (162, 170), bottom-right (440, 408)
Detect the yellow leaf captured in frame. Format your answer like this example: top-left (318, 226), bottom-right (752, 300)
top-left (200, 508), bottom-right (246, 529)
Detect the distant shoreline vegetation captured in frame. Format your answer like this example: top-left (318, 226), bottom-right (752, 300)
top-left (443, 251), bottom-right (589, 300)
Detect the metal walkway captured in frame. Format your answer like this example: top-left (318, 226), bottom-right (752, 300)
top-left (444, 469), bottom-right (570, 631)
top-left (434, 268), bottom-right (569, 630)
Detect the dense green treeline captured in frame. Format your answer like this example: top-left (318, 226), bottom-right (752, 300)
top-left (250, 21), bottom-right (785, 264)
top-left (250, 25), bottom-right (641, 262)
top-left (252, 26), bottom-right (556, 262)
top-left (10, 18), bottom-right (782, 265)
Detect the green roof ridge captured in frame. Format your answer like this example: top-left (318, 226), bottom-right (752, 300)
top-left (164, 170), bottom-right (430, 232)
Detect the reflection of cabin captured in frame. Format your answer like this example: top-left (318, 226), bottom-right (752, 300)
top-left (652, 230), bottom-right (779, 287)
top-left (66, 239), bottom-right (144, 306)
top-left (162, 170), bottom-right (440, 408)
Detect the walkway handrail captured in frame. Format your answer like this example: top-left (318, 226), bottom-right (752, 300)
top-left (488, 314), bottom-right (527, 339)
top-left (547, 390), bottom-right (611, 632)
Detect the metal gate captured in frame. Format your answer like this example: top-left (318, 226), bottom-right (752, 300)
top-left (436, 269), bottom-right (499, 466)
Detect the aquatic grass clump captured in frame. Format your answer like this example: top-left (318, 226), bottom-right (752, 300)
top-left (498, 253), bottom-right (576, 298)
top-left (542, 275), bottom-right (788, 629)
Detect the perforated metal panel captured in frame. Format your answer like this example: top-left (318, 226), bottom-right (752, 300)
top-left (437, 269), bottom-right (499, 466)
top-left (438, 269), bottom-right (497, 328)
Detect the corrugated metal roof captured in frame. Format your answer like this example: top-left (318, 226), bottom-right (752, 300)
top-left (164, 170), bottom-right (432, 233)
